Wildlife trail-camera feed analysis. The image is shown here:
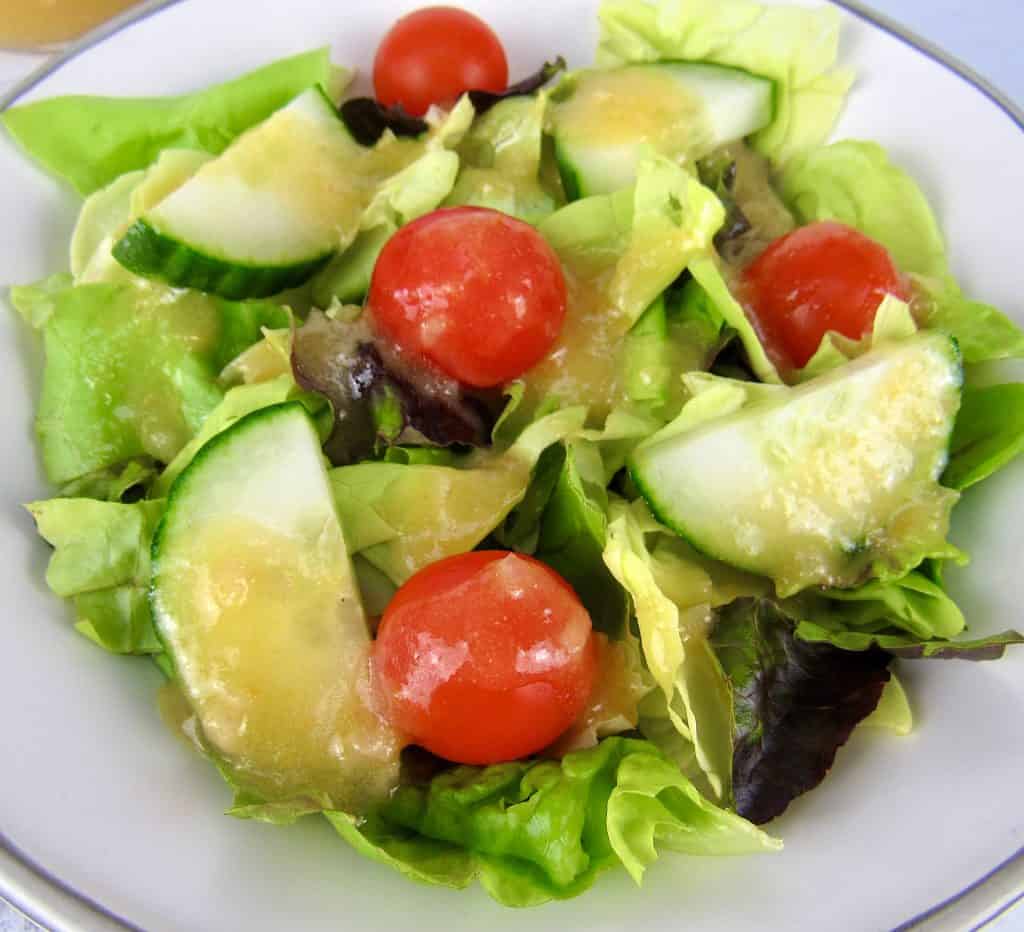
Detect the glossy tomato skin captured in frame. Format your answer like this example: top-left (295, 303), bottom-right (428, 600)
top-left (367, 207), bottom-right (567, 388)
top-left (372, 551), bottom-right (598, 765)
top-left (373, 6), bottom-right (508, 116)
top-left (740, 220), bottom-right (909, 369)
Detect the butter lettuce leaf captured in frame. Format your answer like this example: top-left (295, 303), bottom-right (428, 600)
top-left (326, 810), bottom-right (476, 890)
top-left (784, 572), bottom-right (1021, 659)
top-left (622, 289), bottom-right (729, 420)
top-left (916, 282), bottom-right (1024, 365)
top-left (812, 572), bottom-right (966, 641)
top-left (795, 623), bottom-right (1024, 660)
top-left (445, 93), bottom-right (559, 224)
top-left (27, 497), bottom-right (165, 653)
top-left (778, 140), bottom-right (1024, 364)
top-left (688, 256), bottom-right (781, 383)
top-left (2, 48), bottom-right (334, 195)
top-left (153, 374), bottom-right (329, 496)
top-left (602, 500), bottom-right (737, 802)
top-left (30, 280), bottom-right (288, 484)
top-left (57, 459), bottom-right (158, 502)
top-left (944, 384), bottom-right (1024, 490)
top-left (861, 674), bottom-right (913, 735)
top-left (328, 737), bottom-right (777, 907)
top-left (778, 140), bottom-right (947, 278)
top-left (9, 273), bottom-right (73, 329)
top-left (540, 155), bottom-right (725, 329)
top-left (795, 294), bottom-right (917, 383)
top-left (329, 406), bottom-right (586, 584)
top-left (597, 0), bottom-right (854, 165)
top-left (312, 100), bottom-right (472, 306)
top-left (528, 442), bottom-right (630, 637)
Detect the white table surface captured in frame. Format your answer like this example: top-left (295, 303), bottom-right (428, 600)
top-left (1, 1), bottom-right (1021, 930)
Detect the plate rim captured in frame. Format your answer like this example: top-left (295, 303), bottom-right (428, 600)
top-left (0, 1), bottom-right (1021, 929)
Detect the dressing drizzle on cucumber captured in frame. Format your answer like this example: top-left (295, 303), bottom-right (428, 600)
top-left (630, 334), bottom-right (963, 595)
top-left (151, 403), bottom-right (400, 809)
top-left (550, 63), bottom-right (775, 200)
top-left (113, 87), bottom-right (422, 299)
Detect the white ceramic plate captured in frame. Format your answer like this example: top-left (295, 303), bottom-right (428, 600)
top-left (1, 1), bottom-right (1022, 930)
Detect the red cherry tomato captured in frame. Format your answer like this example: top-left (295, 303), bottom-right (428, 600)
top-left (367, 207), bottom-right (567, 388)
top-left (372, 551), bottom-right (598, 765)
top-left (373, 6), bottom-right (509, 117)
top-left (740, 220), bottom-right (909, 369)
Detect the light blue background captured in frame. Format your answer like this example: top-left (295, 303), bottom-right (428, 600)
top-left (869, 0), bottom-right (1022, 105)
top-left (0, 1), bottom-right (1021, 930)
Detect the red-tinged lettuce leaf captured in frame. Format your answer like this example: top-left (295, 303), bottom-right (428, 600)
top-left (339, 58), bottom-right (566, 146)
top-left (339, 99), bottom-right (429, 146)
top-left (795, 622), bottom-right (1024, 661)
top-left (467, 58), bottom-right (567, 113)
top-left (711, 598), bottom-right (891, 825)
top-left (291, 311), bottom-right (495, 464)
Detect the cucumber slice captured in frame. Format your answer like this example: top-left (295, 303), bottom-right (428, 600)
top-left (114, 88), bottom-right (366, 299)
top-left (629, 334), bottom-right (963, 595)
top-left (151, 403), bottom-right (400, 808)
top-left (551, 63), bottom-right (775, 199)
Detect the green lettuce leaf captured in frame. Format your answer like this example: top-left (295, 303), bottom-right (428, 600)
top-left (795, 294), bottom-right (917, 382)
top-left (778, 140), bottom-right (1024, 364)
top-left (622, 288), bottom-right (728, 419)
top-left (27, 497), bottom-right (165, 653)
top-left (31, 280), bottom-right (289, 484)
top-left (2, 48), bottom-right (334, 195)
top-left (329, 406), bottom-right (586, 584)
top-left (520, 156), bottom-right (725, 422)
top-left (861, 674), bottom-right (913, 735)
top-left (785, 572), bottom-right (1021, 659)
top-left (810, 571), bottom-right (966, 641)
top-left (606, 749), bottom-right (780, 883)
top-left (9, 273), bottom-right (73, 329)
top-left (602, 500), bottom-right (737, 802)
top-left (311, 99), bottom-right (472, 306)
top-left (529, 442), bottom-right (630, 636)
top-left (70, 169), bottom-right (146, 281)
top-left (69, 149), bottom-right (212, 284)
top-left (944, 384), bottom-right (1024, 490)
top-left (445, 93), bottom-right (559, 224)
top-left (794, 623), bottom-right (1024, 660)
top-left (778, 140), bottom-right (947, 278)
top-left (916, 281), bottom-right (1024, 365)
top-left (596, 0), bottom-right (854, 165)
top-left (711, 598), bottom-right (892, 823)
top-left (328, 737), bottom-right (777, 907)
top-left (539, 155), bottom-right (725, 329)
top-left (153, 374), bottom-right (329, 496)
top-left (492, 443), bottom-right (566, 552)
top-left (326, 810), bottom-right (476, 891)
top-left (58, 459), bottom-right (158, 502)
top-left (687, 256), bottom-right (781, 383)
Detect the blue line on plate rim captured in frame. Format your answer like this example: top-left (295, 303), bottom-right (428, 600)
top-left (0, 1), bottom-right (1021, 931)
top-left (828, 0), bottom-right (1023, 131)
top-left (890, 844), bottom-right (1024, 931)
top-left (0, 829), bottom-right (144, 932)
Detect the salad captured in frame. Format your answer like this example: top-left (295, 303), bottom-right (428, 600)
top-left (5, 0), bottom-right (1024, 908)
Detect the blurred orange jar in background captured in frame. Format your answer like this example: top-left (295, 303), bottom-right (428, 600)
top-left (0, 0), bottom-right (142, 50)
